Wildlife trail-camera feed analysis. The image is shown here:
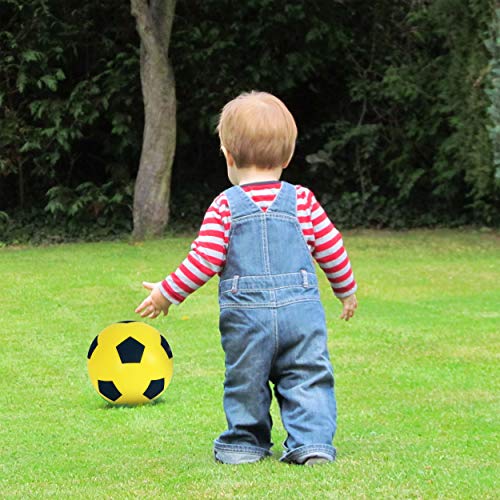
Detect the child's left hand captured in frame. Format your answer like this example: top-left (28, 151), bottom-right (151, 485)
top-left (339, 293), bottom-right (357, 321)
top-left (135, 281), bottom-right (172, 319)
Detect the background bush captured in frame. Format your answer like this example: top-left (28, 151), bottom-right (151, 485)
top-left (0, 0), bottom-right (498, 244)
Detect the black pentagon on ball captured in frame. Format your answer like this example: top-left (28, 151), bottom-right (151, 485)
top-left (87, 336), bottom-right (98, 359)
top-left (98, 380), bottom-right (122, 401)
top-left (160, 335), bottom-right (173, 359)
top-left (143, 378), bottom-right (165, 400)
top-left (116, 336), bottom-right (145, 363)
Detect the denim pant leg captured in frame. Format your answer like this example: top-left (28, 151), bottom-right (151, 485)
top-left (214, 307), bottom-right (275, 464)
top-left (273, 301), bottom-right (337, 463)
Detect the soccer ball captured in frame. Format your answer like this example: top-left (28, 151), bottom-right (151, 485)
top-left (87, 321), bottom-right (173, 405)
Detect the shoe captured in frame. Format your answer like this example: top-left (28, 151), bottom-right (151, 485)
top-left (303, 456), bottom-right (331, 466)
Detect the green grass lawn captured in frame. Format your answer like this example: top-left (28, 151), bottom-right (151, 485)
top-left (1, 230), bottom-right (498, 498)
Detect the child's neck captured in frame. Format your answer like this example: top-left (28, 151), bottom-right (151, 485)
top-left (236, 165), bottom-right (283, 186)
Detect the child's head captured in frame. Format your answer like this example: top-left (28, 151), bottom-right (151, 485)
top-left (217, 91), bottom-right (297, 169)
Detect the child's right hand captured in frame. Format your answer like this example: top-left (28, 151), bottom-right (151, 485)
top-left (339, 294), bottom-right (357, 321)
top-left (135, 281), bottom-right (172, 319)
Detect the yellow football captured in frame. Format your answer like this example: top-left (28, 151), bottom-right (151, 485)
top-left (87, 321), bottom-right (173, 405)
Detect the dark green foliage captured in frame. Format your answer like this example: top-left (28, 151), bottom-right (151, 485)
top-left (45, 180), bottom-right (133, 232)
top-left (0, 0), bottom-right (140, 227)
top-left (0, 0), bottom-right (497, 244)
top-left (303, 0), bottom-right (497, 227)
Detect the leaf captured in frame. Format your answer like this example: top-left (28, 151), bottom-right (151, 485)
top-left (16, 72), bottom-right (28, 93)
top-left (40, 75), bottom-right (58, 91)
top-left (20, 140), bottom-right (41, 153)
top-left (21, 50), bottom-right (44, 63)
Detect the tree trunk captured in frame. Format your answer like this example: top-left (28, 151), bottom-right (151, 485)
top-left (130, 0), bottom-right (176, 240)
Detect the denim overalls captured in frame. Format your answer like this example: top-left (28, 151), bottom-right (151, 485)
top-left (213, 181), bottom-right (337, 464)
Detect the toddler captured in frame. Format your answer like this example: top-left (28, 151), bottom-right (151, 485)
top-left (136, 91), bottom-right (358, 465)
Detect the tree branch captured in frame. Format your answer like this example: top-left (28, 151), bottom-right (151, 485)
top-left (150, 0), bottom-right (176, 49)
top-left (130, 0), bottom-right (157, 55)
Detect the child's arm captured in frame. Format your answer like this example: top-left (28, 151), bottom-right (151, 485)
top-left (159, 194), bottom-right (229, 304)
top-left (304, 188), bottom-right (358, 320)
top-left (135, 195), bottom-right (230, 318)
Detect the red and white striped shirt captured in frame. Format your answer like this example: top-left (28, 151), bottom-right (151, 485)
top-left (160, 181), bottom-right (357, 304)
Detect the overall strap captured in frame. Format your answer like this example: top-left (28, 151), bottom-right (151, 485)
top-left (266, 181), bottom-right (297, 217)
top-left (223, 185), bottom-right (262, 219)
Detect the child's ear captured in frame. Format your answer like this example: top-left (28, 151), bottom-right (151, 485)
top-left (282, 151), bottom-right (294, 169)
top-left (222, 147), bottom-right (236, 168)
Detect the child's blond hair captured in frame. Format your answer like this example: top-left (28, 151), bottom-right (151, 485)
top-left (217, 91), bottom-right (297, 169)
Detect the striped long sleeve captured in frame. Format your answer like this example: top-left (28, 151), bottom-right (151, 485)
top-left (305, 190), bottom-right (357, 298)
top-left (160, 183), bottom-right (357, 304)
